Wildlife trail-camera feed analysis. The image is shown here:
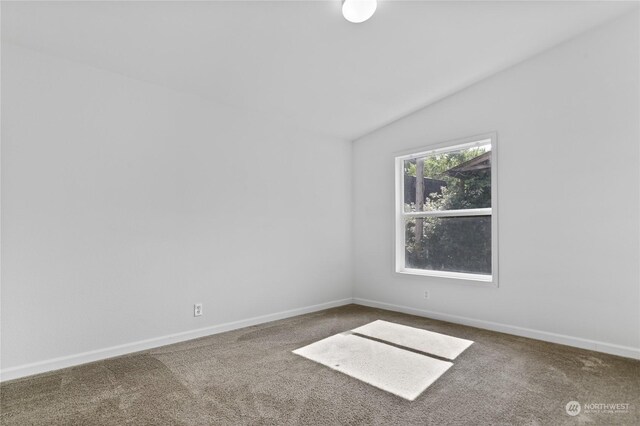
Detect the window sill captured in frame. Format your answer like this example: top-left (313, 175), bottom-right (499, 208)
top-left (396, 268), bottom-right (496, 286)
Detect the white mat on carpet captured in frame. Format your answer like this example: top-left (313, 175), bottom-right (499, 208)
top-left (351, 320), bottom-right (473, 360)
top-left (292, 333), bottom-right (452, 401)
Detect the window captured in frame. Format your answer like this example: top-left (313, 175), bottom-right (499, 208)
top-left (395, 134), bottom-right (497, 283)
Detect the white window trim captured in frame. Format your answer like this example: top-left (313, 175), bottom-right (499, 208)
top-left (394, 133), bottom-right (498, 286)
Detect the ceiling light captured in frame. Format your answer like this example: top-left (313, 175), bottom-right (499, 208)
top-left (342, 0), bottom-right (377, 24)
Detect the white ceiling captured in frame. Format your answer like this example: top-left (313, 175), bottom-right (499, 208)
top-left (2, 1), bottom-right (637, 140)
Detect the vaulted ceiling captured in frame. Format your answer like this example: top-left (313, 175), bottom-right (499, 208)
top-left (2, 1), bottom-right (636, 140)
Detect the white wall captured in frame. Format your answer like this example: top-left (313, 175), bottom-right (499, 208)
top-left (353, 12), bottom-right (639, 357)
top-left (1, 44), bottom-right (352, 374)
top-left (2, 9), bottom-right (638, 381)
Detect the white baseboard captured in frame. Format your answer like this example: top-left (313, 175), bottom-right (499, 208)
top-left (352, 298), bottom-right (640, 360)
top-left (3, 296), bottom-right (637, 382)
top-left (0, 298), bottom-right (353, 382)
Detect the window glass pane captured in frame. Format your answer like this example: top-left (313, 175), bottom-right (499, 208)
top-left (405, 216), bottom-right (491, 275)
top-left (403, 144), bottom-right (491, 212)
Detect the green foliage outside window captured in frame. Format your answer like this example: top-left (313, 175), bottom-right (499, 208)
top-left (404, 147), bottom-right (492, 274)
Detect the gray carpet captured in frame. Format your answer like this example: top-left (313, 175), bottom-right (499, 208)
top-left (1, 304), bottom-right (639, 425)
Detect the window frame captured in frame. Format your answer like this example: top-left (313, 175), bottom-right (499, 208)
top-left (394, 133), bottom-right (498, 286)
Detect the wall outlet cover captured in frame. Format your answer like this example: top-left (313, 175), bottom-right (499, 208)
top-left (194, 303), bottom-right (203, 317)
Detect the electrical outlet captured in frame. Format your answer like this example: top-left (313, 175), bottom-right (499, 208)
top-left (424, 290), bottom-right (430, 299)
top-left (194, 303), bottom-right (203, 317)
